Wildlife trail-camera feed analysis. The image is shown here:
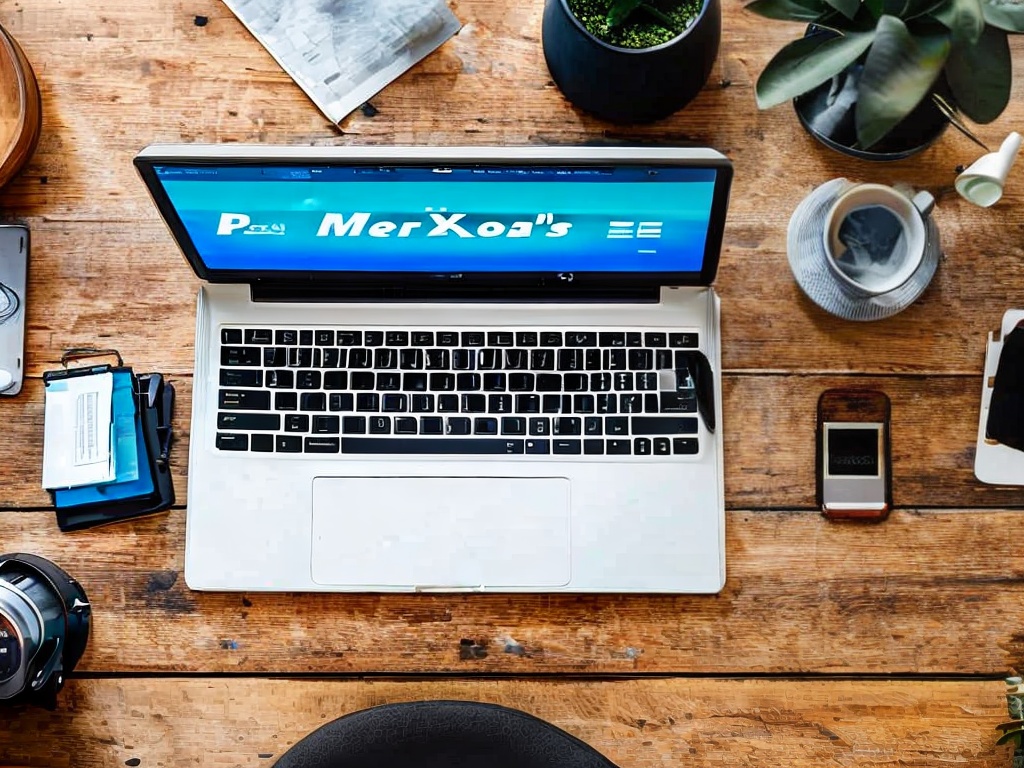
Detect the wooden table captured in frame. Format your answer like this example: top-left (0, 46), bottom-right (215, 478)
top-left (1, 0), bottom-right (1023, 765)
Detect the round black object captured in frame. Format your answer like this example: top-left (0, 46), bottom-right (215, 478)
top-left (274, 701), bottom-right (620, 768)
top-left (0, 553), bottom-right (90, 708)
top-left (542, 0), bottom-right (720, 123)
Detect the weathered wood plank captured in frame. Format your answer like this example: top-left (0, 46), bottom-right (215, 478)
top-left (3, 509), bottom-right (1024, 675)
top-left (0, 678), bottom-right (1010, 768)
top-left (6, 373), bottom-right (1022, 510)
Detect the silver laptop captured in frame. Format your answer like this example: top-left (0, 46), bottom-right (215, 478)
top-left (134, 145), bottom-right (733, 593)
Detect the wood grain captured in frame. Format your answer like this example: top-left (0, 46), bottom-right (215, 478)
top-left (3, 508), bottom-right (1024, 675)
top-left (0, 678), bottom-right (1011, 768)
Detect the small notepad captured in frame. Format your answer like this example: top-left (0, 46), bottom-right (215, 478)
top-left (41, 369), bottom-right (115, 489)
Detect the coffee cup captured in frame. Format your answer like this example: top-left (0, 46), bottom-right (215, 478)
top-left (823, 183), bottom-right (935, 296)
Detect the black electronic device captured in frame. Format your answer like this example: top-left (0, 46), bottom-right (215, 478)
top-left (0, 553), bottom-right (90, 708)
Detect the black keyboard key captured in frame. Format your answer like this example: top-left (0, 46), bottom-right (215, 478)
top-left (660, 392), bottom-right (698, 413)
top-left (305, 437), bottom-right (340, 453)
top-left (374, 348), bottom-right (398, 369)
top-left (313, 415), bottom-right (340, 434)
top-left (411, 394), bottom-right (434, 412)
top-left (220, 369), bottom-right (262, 387)
top-left (597, 394), bottom-right (617, 413)
top-left (386, 331), bottom-right (409, 346)
top-left (286, 414), bottom-right (310, 432)
top-left (245, 328), bottom-right (272, 344)
top-left (219, 390), bottom-right (271, 410)
top-left (356, 393), bottom-right (380, 412)
top-left (531, 349), bottom-right (555, 370)
top-left (275, 392), bottom-right (297, 411)
top-left (478, 349), bottom-right (501, 370)
top-left (626, 332), bottom-right (642, 347)
top-left (574, 394), bottom-right (595, 413)
top-left (251, 434), bottom-right (274, 452)
top-left (605, 349), bottom-right (627, 371)
top-left (322, 348), bottom-right (344, 368)
top-left (488, 331), bottom-right (514, 347)
top-left (351, 372), bottom-right (375, 390)
top-left (426, 349), bottom-right (450, 369)
top-left (404, 373), bottom-right (428, 392)
top-left (505, 349), bottom-right (529, 370)
top-left (526, 439), bottom-right (550, 454)
top-left (509, 373), bottom-right (535, 391)
top-left (275, 330), bottom-right (298, 345)
top-left (645, 332), bottom-right (667, 347)
top-left (438, 394), bottom-right (460, 412)
top-left (517, 394), bottom-right (541, 413)
top-left (349, 348), bottom-right (372, 368)
top-left (377, 372), bottom-right (402, 391)
top-left (633, 416), bottom-right (699, 434)
top-left (216, 433), bottom-right (248, 451)
top-left (591, 372), bottom-right (612, 391)
top-left (437, 331), bottom-right (459, 346)
top-left (540, 331), bottom-right (562, 347)
top-left (606, 417), bottom-right (629, 436)
top-left (276, 435), bottom-right (302, 452)
top-left (516, 331), bottom-right (538, 347)
top-left (537, 374), bottom-right (562, 392)
top-left (299, 330), bottom-right (314, 346)
top-left (265, 370), bottom-right (293, 389)
top-left (529, 418), bottom-right (551, 436)
top-left (462, 331), bottom-right (485, 347)
top-left (484, 373), bottom-right (506, 391)
top-left (263, 347), bottom-right (286, 367)
top-left (621, 394), bottom-right (642, 413)
top-left (584, 439), bottom-right (604, 455)
top-left (584, 416), bottom-right (602, 435)
top-left (489, 394), bottom-right (513, 414)
top-left (554, 417), bottom-right (582, 436)
top-left (565, 331), bottom-right (596, 347)
top-left (634, 437), bottom-right (652, 455)
top-left (599, 332), bottom-right (625, 347)
top-left (543, 394), bottom-right (570, 414)
top-left (607, 439), bottom-right (631, 455)
top-left (222, 328), bottom-right (243, 344)
top-left (395, 417), bottom-right (418, 435)
top-left (315, 330), bottom-right (335, 345)
top-left (342, 437), bottom-right (525, 455)
top-left (412, 331), bottom-right (434, 346)
top-left (337, 331), bottom-right (362, 346)
top-left (382, 394), bottom-right (408, 412)
top-left (554, 439), bottom-right (582, 454)
top-left (288, 348), bottom-right (313, 368)
top-left (585, 349), bottom-right (602, 371)
top-left (452, 349), bottom-right (475, 370)
top-left (324, 371), bottom-right (348, 390)
top-left (447, 417), bottom-right (471, 435)
top-left (222, 346), bottom-right (261, 367)
top-left (430, 372), bottom-right (456, 391)
top-left (369, 416), bottom-right (391, 434)
top-left (629, 349), bottom-right (653, 370)
top-left (343, 416), bottom-right (367, 434)
top-left (669, 332), bottom-right (699, 348)
top-left (329, 393), bottom-right (354, 412)
top-left (614, 372), bottom-right (634, 391)
top-left (400, 348), bottom-right (423, 369)
top-left (645, 393), bottom-right (660, 413)
top-left (673, 437), bottom-right (699, 454)
top-left (656, 349), bottom-right (674, 369)
top-left (461, 394), bottom-right (486, 413)
top-left (637, 372), bottom-right (658, 391)
top-left (421, 416), bottom-right (444, 435)
top-left (474, 417), bottom-right (498, 435)
top-left (300, 393), bottom-right (326, 412)
top-left (218, 412), bottom-right (281, 431)
top-left (365, 331), bottom-right (384, 346)
top-left (654, 437), bottom-right (672, 455)
top-left (457, 373), bottom-right (482, 391)
top-left (564, 373), bottom-right (587, 392)
top-left (501, 417), bottom-right (526, 435)
top-left (296, 370), bottom-right (321, 389)
top-left (558, 349), bottom-right (583, 371)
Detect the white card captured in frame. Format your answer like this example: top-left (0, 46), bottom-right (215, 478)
top-left (41, 371), bottom-right (115, 490)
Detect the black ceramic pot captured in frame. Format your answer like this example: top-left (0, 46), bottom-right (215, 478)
top-left (542, 0), bottom-right (721, 124)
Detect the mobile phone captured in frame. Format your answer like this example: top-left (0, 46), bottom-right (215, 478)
top-left (0, 224), bottom-right (28, 396)
top-left (816, 389), bottom-right (892, 521)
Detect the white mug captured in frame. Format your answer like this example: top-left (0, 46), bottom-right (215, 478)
top-left (823, 183), bottom-right (935, 296)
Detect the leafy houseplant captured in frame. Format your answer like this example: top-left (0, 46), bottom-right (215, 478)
top-left (748, 0), bottom-right (1024, 153)
top-left (542, 0), bottom-right (721, 122)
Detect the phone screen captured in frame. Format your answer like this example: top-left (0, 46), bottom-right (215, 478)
top-left (825, 425), bottom-right (881, 477)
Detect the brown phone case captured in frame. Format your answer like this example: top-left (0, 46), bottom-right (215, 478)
top-left (816, 389), bottom-right (892, 521)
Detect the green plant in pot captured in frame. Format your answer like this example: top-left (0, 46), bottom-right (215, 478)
top-left (542, 0), bottom-right (721, 123)
top-left (747, 0), bottom-right (1024, 158)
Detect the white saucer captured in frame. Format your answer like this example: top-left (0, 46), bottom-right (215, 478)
top-left (787, 178), bottom-right (942, 322)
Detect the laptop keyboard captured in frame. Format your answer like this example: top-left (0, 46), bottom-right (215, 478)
top-left (215, 327), bottom-right (704, 457)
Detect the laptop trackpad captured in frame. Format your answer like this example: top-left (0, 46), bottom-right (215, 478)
top-left (311, 476), bottom-right (571, 589)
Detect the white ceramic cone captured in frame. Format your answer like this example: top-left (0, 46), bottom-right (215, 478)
top-left (955, 131), bottom-right (1022, 207)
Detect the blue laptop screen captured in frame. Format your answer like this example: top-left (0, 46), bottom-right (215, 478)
top-left (151, 163), bottom-right (720, 274)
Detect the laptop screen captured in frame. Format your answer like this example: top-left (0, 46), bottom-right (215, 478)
top-left (139, 152), bottom-right (732, 288)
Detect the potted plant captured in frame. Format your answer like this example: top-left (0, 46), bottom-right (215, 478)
top-left (542, 0), bottom-right (721, 123)
top-left (747, 0), bottom-right (1024, 159)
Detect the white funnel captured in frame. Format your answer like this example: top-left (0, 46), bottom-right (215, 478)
top-left (955, 132), bottom-right (1022, 207)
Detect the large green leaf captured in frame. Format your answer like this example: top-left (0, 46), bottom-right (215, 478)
top-left (945, 24), bottom-right (1011, 121)
top-left (756, 31), bottom-right (876, 108)
top-left (932, 0), bottom-right (985, 42)
top-left (607, 0), bottom-right (643, 27)
top-left (822, 0), bottom-right (861, 19)
top-left (744, 0), bottom-right (829, 21)
top-left (982, 0), bottom-right (1024, 31)
top-left (855, 16), bottom-right (951, 148)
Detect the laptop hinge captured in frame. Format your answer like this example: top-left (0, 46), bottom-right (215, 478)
top-left (249, 283), bottom-right (661, 303)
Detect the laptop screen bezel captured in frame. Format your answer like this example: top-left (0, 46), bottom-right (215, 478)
top-left (133, 150), bottom-right (733, 290)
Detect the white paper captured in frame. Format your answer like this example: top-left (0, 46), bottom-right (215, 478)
top-left (221, 0), bottom-right (461, 124)
top-left (41, 372), bottom-right (115, 490)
